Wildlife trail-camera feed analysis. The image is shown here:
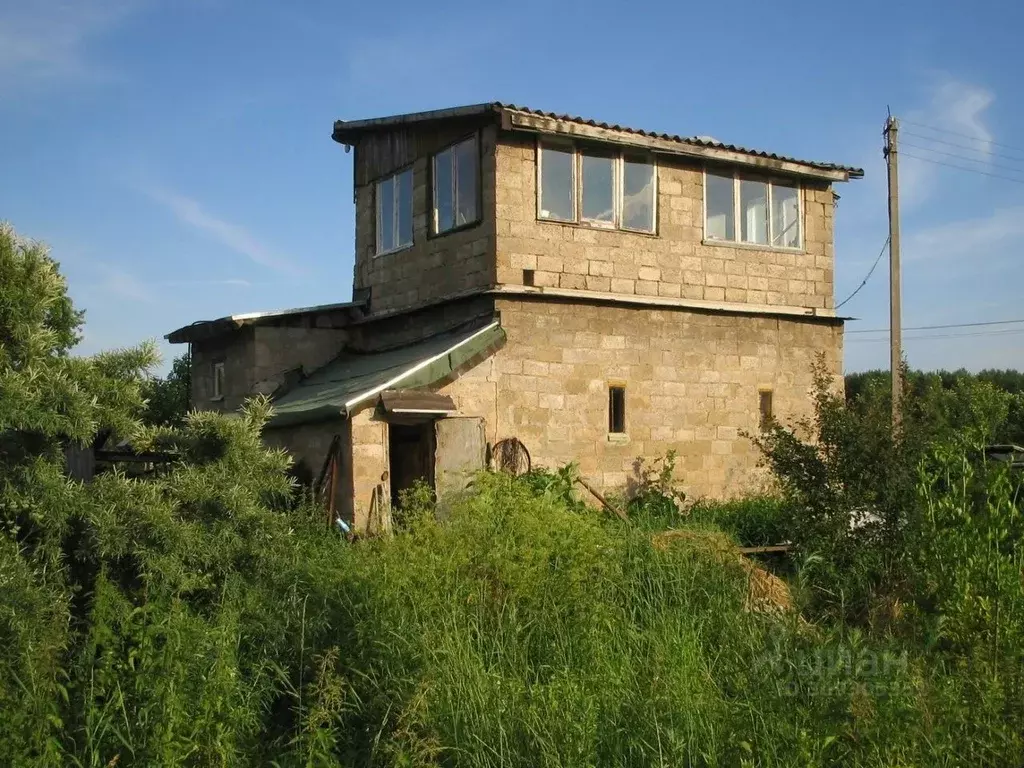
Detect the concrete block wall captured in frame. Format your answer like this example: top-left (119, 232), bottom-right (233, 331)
top-left (436, 297), bottom-right (842, 500)
top-left (352, 123), bottom-right (499, 316)
top-left (190, 329), bottom-right (255, 412)
top-left (348, 406), bottom-right (390, 532)
top-left (252, 326), bottom-right (348, 391)
top-left (262, 418), bottom-right (348, 509)
top-left (493, 133), bottom-right (836, 312)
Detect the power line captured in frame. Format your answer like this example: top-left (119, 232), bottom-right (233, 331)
top-left (899, 118), bottom-right (1024, 155)
top-left (847, 328), bottom-right (1024, 343)
top-left (848, 318), bottom-right (1024, 334)
top-left (901, 130), bottom-right (1024, 165)
top-left (901, 141), bottom-right (1024, 176)
top-left (901, 152), bottom-right (1024, 184)
top-left (835, 236), bottom-right (889, 310)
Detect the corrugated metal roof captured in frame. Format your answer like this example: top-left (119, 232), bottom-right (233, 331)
top-left (332, 102), bottom-right (863, 178)
top-left (267, 321), bottom-right (504, 428)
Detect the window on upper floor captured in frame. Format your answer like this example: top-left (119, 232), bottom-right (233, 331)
top-left (433, 135), bottom-right (480, 235)
top-left (376, 167), bottom-right (413, 255)
top-left (538, 142), bottom-right (656, 233)
top-left (705, 171), bottom-right (802, 249)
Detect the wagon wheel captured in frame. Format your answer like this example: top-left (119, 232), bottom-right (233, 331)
top-left (492, 437), bottom-right (531, 477)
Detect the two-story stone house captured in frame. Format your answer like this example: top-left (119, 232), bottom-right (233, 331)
top-left (167, 102), bottom-right (862, 531)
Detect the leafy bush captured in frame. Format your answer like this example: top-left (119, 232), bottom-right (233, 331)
top-left (625, 450), bottom-right (687, 528)
top-left (751, 356), bottom-right (1019, 625)
top-left (686, 496), bottom-right (790, 547)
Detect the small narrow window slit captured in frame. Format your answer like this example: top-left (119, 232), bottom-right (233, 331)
top-left (213, 362), bottom-right (226, 401)
top-left (759, 389), bottom-right (773, 431)
top-left (609, 386), bottom-right (626, 434)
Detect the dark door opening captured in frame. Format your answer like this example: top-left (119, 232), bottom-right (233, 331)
top-left (388, 422), bottom-right (435, 508)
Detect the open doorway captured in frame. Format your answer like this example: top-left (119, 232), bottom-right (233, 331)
top-left (388, 422), bottom-right (435, 508)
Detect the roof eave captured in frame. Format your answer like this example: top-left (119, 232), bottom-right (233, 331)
top-left (502, 109), bottom-right (861, 182)
top-left (332, 102), bottom-right (499, 145)
top-left (165, 297), bottom-right (368, 345)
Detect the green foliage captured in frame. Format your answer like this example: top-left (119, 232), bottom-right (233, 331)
top-left (517, 462), bottom-right (590, 512)
top-left (141, 353), bottom-right (192, 428)
top-left (846, 368), bottom-right (1024, 445)
top-left (316, 472), bottom-right (1023, 766)
top-left (625, 450), bottom-right (687, 528)
top-left (685, 496), bottom-right (790, 547)
top-left (0, 223), bottom-right (349, 766)
top-left (4, 222), bottom-right (1024, 765)
top-left (752, 356), bottom-right (1019, 624)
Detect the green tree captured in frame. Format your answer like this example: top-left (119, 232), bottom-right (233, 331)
top-left (0, 223), bottom-right (345, 766)
top-left (141, 352), bottom-right (192, 427)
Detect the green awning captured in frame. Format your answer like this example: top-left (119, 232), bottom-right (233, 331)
top-left (266, 321), bottom-right (504, 428)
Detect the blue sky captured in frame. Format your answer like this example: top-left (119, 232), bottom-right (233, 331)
top-left (1, 0), bottom-right (1022, 374)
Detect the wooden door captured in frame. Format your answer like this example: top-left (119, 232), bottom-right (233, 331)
top-left (433, 417), bottom-right (485, 504)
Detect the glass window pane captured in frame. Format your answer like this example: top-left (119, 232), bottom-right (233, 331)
top-left (434, 150), bottom-right (454, 234)
top-left (622, 156), bottom-right (655, 232)
top-left (771, 182), bottom-right (800, 248)
top-left (582, 153), bottom-right (615, 223)
top-left (705, 172), bottom-right (734, 240)
top-left (455, 137), bottom-right (478, 226)
top-left (539, 145), bottom-right (575, 221)
top-left (377, 176), bottom-right (394, 252)
top-left (740, 178), bottom-right (768, 244)
top-left (396, 169), bottom-right (413, 247)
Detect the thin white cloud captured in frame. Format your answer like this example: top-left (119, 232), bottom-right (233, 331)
top-left (900, 76), bottom-right (995, 207)
top-left (0, 0), bottom-right (139, 94)
top-left (95, 263), bottom-right (156, 303)
top-left (905, 205), bottom-right (1024, 264)
top-left (142, 186), bottom-right (302, 275)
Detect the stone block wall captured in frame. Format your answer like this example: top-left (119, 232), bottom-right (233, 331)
top-left (493, 133), bottom-right (836, 312)
top-left (252, 326), bottom-right (348, 392)
top-left (352, 123), bottom-right (499, 316)
top-left (191, 329), bottom-right (255, 412)
top-left (437, 297), bottom-right (842, 499)
top-left (348, 406), bottom-right (390, 532)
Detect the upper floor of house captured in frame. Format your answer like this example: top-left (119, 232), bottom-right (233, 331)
top-left (332, 102), bottom-right (863, 320)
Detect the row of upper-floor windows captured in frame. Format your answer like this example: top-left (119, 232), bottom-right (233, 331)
top-left (372, 135), bottom-right (804, 256)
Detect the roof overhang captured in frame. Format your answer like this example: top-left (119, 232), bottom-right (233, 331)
top-left (332, 102), bottom-right (863, 182)
top-left (266, 321), bottom-right (505, 429)
top-left (380, 390), bottom-right (457, 416)
top-left (503, 111), bottom-right (857, 182)
top-left (166, 297), bottom-right (368, 344)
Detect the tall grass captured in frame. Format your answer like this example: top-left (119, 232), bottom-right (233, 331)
top-left (321, 471), bottom-right (1022, 766)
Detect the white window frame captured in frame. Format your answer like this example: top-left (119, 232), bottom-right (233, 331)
top-left (536, 139), bottom-right (657, 234)
top-left (212, 361), bottom-right (225, 401)
top-left (702, 169), bottom-right (803, 250)
top-left (432, 134), bottom-right (481, 235)
top-left (375, 167), bottom-right (413, 257)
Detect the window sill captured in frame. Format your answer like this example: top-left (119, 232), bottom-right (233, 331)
top-left (701, 239), bottom-right (805, 255)
top-left (210, 396), bottom-right (224, 403)
top-left (537, 217), bottom-right (658, 239)
top-left (428, 218), bottom-right (482, 240)
top-left (374, 243), bottom-right (414, 259)
top-left (607, 433), bottom-right (629, 443)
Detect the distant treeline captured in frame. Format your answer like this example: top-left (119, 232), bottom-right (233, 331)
top-left (846, 368), bottom-right (1024, 445)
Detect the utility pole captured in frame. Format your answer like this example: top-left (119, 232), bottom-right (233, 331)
top-left (884, 115), bottom-right (903, 428)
